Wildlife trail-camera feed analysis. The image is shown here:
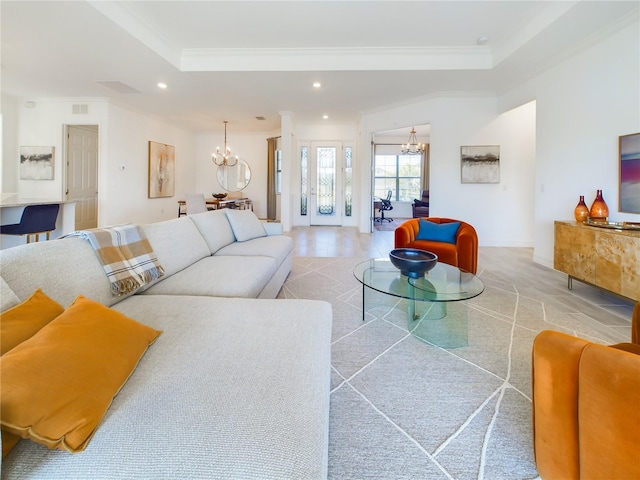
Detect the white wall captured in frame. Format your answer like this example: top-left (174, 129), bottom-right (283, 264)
top-left (500, 17), bottom-right (640, 266)
top-left (104, 104), bottom-right (197, 226)
top-left (360, 95), bottom-right (537, 247)
top-left (1, 95), bottom-right (20, 194)
top-left (5, 98), bottom-right (109, 201)
top-left (1, 97), bottom-right (197, 228)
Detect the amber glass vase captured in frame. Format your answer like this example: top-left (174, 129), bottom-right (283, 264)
top-left (589, 190), bottom-right (609, 222)
top-left (574, 196), bottom-right (589, 222)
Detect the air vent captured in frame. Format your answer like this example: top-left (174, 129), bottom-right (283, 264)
top-left (255, 116), bottom-right (266, 121)
top-left (96, 81), bottom-right (141, 94)
top-left (72, 104), bottom-right (89, 115)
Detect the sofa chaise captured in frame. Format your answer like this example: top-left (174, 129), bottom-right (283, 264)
top-left (0, 208), bottom-right (333, 479)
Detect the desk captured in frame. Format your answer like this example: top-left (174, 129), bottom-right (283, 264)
top-left (178, 197), bottom-right (252, 217)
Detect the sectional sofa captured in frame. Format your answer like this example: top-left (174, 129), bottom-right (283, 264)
top-left (0, 208), bottom-right (332, 479)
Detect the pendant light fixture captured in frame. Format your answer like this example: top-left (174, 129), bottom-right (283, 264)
top-left (401, 127), bottom-right (426, 155)
top-left (212, 121), bottom-right (240, 167)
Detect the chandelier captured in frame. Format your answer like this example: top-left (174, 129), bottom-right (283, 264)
top-left (212, 121), bottom-right (239, 167)
top-left (401, 127), bottom-right (426, 155)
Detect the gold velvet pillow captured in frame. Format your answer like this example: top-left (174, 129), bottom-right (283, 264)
top-left (0, 295), bottom-right (161, 453)
top-left (1, 288), bottom-right (64, 355)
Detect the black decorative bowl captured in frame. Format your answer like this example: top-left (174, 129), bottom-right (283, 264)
top-left (212, 193), bottom-right (228, 199)
top-left (389, 248), bottom-right (438, 278)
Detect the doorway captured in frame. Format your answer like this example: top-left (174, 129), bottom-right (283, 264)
top-left (371, 125), bottom-right (430, 230)
top-left (65, 125), bottom-right (99, 229)
top-left (309, 141), bottom-right (343, 226)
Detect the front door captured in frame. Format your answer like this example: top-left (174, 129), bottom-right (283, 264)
top-left (66, 125), bottom-right (98, 229)
top-left (309, 142), bottom-right (343, 226)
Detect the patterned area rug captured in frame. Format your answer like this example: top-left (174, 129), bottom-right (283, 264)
top-left (278, 256), bottom-right (624, 479)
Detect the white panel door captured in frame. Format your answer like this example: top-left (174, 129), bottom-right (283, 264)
top-left (66, 125), bottom-right (98, 230)
top-left (309, 142), bottom-right (343, 226)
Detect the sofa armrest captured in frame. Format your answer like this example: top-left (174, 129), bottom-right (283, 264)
top-left (261, 221), bottom-right (283, 236)
top-left (532, 331), bottom-right (640, 480)
top-left (455, 224), bottom-right (478, 274)
top-left (532, 330), bottom-right (587, 480)
top-left (578, 343), bottom-right (640, 479)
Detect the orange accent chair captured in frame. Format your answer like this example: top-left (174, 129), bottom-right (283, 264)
top-left (394, 217), bottom-right (478, 274)
top-left (531, 302), bottom-right (640, 480)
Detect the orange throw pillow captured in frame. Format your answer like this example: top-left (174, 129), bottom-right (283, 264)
top-left (1, 289), bottom-right (64, 355)
top-left (0, 295), bottom-right (161, 453)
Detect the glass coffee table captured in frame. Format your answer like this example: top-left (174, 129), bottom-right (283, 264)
top-left (353, 258), bottom-right (484, 348)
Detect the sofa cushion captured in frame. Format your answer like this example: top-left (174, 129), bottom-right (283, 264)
top-left (0, 237), bottom-right (118, 307)
top-left (215, 235), bottom-right (293, 266)
top-left (0, 296), bottom-right (161, 453)
top-left (188, 209), bottom-right (236, 254)
top-left (415, 219), bottom-right (460, 244)
top-left (140, 216), bottom-right (211, 278)
top-left (1, 278), bottom-right (20, 312)
top-left (1, 289), bottom-right (64, 355)
top-left (141, 255), bottom-right (278, 298)
top-left (225, 209), bottom-right (267, 242)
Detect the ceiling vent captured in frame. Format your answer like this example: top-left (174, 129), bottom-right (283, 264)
top-left (72, 104), bottom-right (89, 115)
top-left (96, 81), bottom-right (141, 94)
top-left (255, 116), bottom-right (266, 121)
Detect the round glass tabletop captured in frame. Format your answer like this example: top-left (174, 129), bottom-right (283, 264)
top-left (353, 258), bottom-right (484, 303)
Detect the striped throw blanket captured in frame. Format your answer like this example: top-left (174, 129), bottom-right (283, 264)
top-left (67, 224), bottom-right (165, 296)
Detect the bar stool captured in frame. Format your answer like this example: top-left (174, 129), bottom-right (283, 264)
top-left (0, 204), bottom-right (60, 243)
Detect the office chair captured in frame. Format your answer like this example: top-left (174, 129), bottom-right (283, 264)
top-left (375, 190), bottom-right (393, 222)
top-left (0, 204), bottom-right (60, 243)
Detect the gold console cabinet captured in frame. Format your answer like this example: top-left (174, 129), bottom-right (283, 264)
top-left (554, 221), bottom-right (640, 301)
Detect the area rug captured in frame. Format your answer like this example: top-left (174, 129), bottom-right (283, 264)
top-left (278, 256), bottom-right (624, 480)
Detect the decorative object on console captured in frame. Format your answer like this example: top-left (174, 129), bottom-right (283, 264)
top-left (401, 127), bottom-right (426, 155)
top-left (460, 145), bottom-right (500, 184)
top-left (389, 248), bottom-right (437, 278)
top-left (619, 132), bottom-right (640, 214)
top-left (148, 141), bottom-right (175, 198)
top-left (589, 189), bottom-right (609, 222)
top-left (574, 195), bottom-right (589, 222)
top-left (19, 146), bottom-right (54, 180)
top-left (212, 193), bottom-right (227, 199)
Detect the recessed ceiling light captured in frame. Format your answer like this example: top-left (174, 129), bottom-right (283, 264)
top-left (157, 82), bottom-right (168, 89)
top-left (323, 115), bottom-right (329, 120)
top-left (477, 36), bottom-right (489, 46)
top-left (313, 82), bottom-right (322, 88)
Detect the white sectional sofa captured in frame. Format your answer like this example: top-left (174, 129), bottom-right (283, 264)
top-left (0, 209), bottom-right (332, 479)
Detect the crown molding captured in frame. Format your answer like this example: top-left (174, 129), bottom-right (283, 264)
top-left (180, 46), bottom-right (492, 72)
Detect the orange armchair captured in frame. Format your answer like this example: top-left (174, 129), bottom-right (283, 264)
top-left (532, 303), bottom-right (640, 480)
top-left (394, 217), bottom-right (478, 274)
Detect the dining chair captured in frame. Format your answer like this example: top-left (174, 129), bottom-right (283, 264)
top-left (185, 194), bottom-right (208, 215)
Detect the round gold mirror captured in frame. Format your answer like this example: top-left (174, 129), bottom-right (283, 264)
top-left (216, 159), bottom-right (251, 192)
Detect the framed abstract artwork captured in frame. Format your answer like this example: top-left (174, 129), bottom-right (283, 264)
top-left (148, 141), bottom-right (175, 198)
top-left (20, 146), bottom-right (54, 180)
top-left (460, 145), bottom-right (500, 184)
top-left (619, 132), bottom-right (640, 214)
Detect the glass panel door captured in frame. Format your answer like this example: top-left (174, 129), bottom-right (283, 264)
top-left (309, 142), bottom-right (342, 225)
